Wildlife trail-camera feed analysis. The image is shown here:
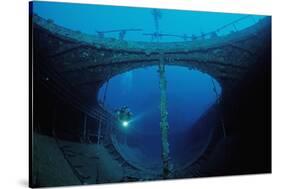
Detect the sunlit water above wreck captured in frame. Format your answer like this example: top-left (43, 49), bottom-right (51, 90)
top-left (33, 1), bottom-right (265, 42)
top-left (98, 66), bottom-right (221, 171)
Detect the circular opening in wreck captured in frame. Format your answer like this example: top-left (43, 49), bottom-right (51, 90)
top-left (98, 65), bottom-right (221, 173)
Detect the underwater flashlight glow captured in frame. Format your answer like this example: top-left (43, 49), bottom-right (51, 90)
top-left (122, 121), bottom-right (129, 127)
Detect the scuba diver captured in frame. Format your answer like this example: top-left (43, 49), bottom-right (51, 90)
top-left (115, 106), bottom-right (133, 126)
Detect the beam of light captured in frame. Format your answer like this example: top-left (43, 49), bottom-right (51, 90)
top-left (122, 121), bottom-right (129, 127)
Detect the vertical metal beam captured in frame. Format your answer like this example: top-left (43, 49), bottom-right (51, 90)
top-left (151, 9), bottom-right (170, 178)
top-left (152, 9), bottom-right (162, 42)
top-left (158, 56), bottom-right (170, 178)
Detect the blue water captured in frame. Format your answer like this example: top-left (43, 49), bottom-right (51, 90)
top-left (32, 1), bottom-right (264, 170)
top-left (33, 1), bottom-right (265, 42)
top-left (98, 66), bottom-right (221, 169)
top-left (99, 66), bottom-right (221, 133)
